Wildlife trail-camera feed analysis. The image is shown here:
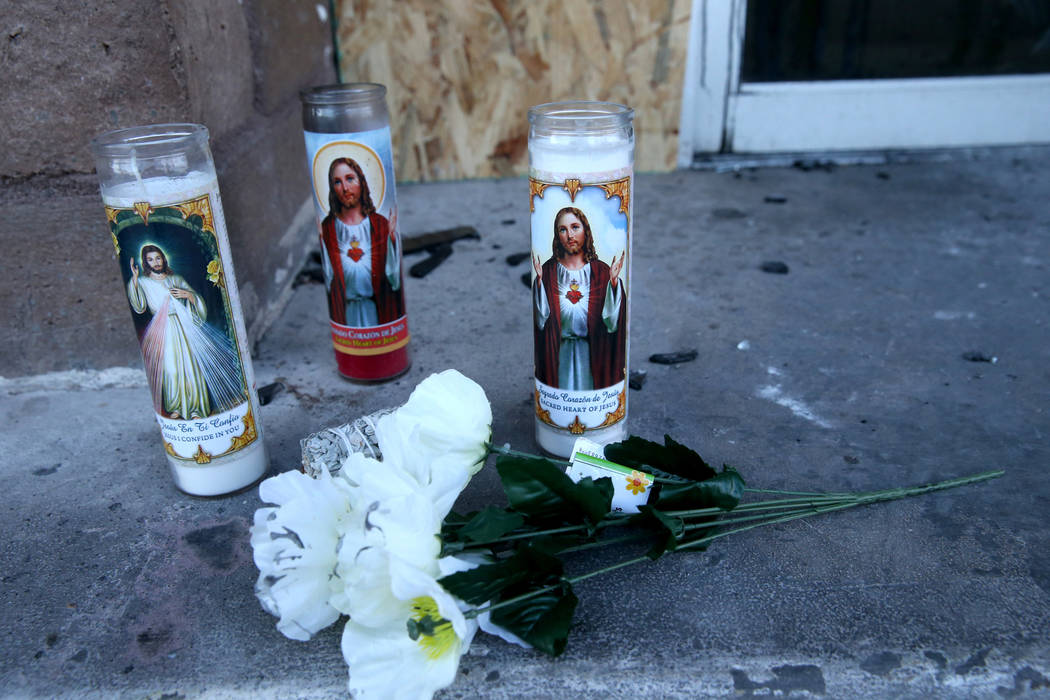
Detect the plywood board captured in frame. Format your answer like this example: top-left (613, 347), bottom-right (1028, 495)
top-left (336, 0), bottom-right (690, 180)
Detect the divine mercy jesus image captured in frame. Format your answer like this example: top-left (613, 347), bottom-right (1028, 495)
top-left (126, 243), bottom-right (247, 421)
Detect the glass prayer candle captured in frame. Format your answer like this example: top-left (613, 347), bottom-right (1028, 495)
top-left (91, 123), bottom-right (268, 496)
top-left (300, 83), bottom-right (411, 382)
top-left (527, 101), bottom-right (635, 458)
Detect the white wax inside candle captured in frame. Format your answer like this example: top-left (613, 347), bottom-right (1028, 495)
top-left (530, 136), bottom-right (633, 174)
top-left (102, 172), bottom-right (267, 496)
top-left (530, 132), bottom-right (633, 458)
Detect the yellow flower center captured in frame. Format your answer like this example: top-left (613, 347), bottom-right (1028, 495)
top-left (409, 596), bottom-right (457, 660)
top-left (626, 470), bottom-right (650, 495)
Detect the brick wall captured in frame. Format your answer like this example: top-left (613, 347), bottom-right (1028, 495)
top-left (0, 0), bottom-right (335, 376)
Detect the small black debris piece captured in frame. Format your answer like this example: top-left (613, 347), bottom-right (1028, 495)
top-left (793, 158), bottom-right (835, 172)
top-left (520, 272), bottom-right (531, 288)
top-left (764, 194), bottom-right (788, 204)
top-left (876, 171), bottom-right (891, 180)
top-left (962, 351), bottom-right (996, 363)
top-left (402, 226), bottom-right (480, 254)
top-left (711, 207), bottom-right (748, 219)
top-left (410, 242), bottom-right (453, 278)
top-left (649, 349), bottom-right (698, 365)
top-left (294, 263), bottom-right (325, 287)
top-left (505, 252), bottom-right (530, 266)
top-left (501, 218), bottom-right (516, 225)
top-left (760, 261), bottom-right (790, 274)
top-left (257, 382), bottom-right (285, 406)
top-left (629, 369), bottom-right (648, 390)
top-left (843, 455), bottom-right (859, 464)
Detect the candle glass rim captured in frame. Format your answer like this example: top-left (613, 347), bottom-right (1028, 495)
top-left (301, 82), bottom-right (387, 106)
top-left (90, 123), bottom-right (209, 159)
top-left (528, 100), bottom-right (634, 135)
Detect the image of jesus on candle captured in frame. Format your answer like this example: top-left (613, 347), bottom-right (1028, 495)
top-left (533, 206), bottom-right (627, 391)
top-left (319, 157), bottom-right (405, 328)
top-left (127, 244), bottom-right (246, 420)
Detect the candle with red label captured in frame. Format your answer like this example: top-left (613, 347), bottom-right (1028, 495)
top-left (91, 124), bottom-right (268, 496)
top-left (527, 102), bottom-right (635, 458)
top-left (300, 84), bottom-right (411, 381)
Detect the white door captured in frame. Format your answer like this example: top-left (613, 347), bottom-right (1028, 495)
top-left (678, 0), bottom-right (1050, 165)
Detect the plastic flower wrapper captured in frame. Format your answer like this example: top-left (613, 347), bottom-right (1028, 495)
top-left (250, 468), bottom-right (356, 641)
top-left (341, 558), bottom-right (478, 700)
top-left (300, 369), bottom-right (491, 480)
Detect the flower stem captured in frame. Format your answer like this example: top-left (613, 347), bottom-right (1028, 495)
top-left (463, 469), bottom-right (1003, 620)
top-left (488, 443), bottom-right (566, 466)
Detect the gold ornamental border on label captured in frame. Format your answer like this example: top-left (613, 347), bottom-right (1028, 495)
top-left (108, 193), bottom-right (258, 462)
top-left (104, 194), bottom-right (217, 236)
top-left (107, 193), bottom-right (230, 310)
top-left (529, 175), bottom-right (631, 215)
top-left (535, 389), bottom-right (627, 434)
top-left (164, 407), bottom-right (258, 465)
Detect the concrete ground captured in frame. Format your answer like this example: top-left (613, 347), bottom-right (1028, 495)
top-left (2, 149), bottom-right (1049, 698)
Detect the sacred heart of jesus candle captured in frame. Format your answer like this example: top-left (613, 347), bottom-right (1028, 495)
top-left (91, 123), bottom-right (268, 496)
top-left (528, 101), bottom-right (635, 458)
top-left (300, 83), bottom-right (411, 382)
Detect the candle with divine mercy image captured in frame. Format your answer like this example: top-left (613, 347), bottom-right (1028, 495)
top-left (91, 124), bottom-right (268, 496)
top-left (527, 101), bottom-right (635, 458)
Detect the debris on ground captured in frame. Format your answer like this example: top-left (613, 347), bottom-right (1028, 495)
top-left (629, 370), bottom-right (647, 390)
top-left (649, 349), bottom-right (698, 365)
top-left (401, 226), bottom-right (481, 278)
top-left (962, 351), bottom-right (998, 363)
top-left (760, 261), bottom-right (790, 274)
top-left (293, 251), bottom-right (325, 287)
top-left (257, 382), bottom-right (285, 406)
top-left (402, 225), bottom-right (480, 254)
top-left (409, 242), bottom-right (453, 278)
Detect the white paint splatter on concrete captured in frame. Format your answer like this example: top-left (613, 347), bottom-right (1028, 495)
top-left (737, 340), bottom-right (751, 350)
top-left (933, 310), bottom-right (976, 320)
top-left (757, 384), bottom-right (832, 428)
top-left (766, 366), bottom-right (782, 376)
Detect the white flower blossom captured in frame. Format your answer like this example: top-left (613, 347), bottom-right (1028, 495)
top-left (250, 469), bottom-right (356, 641)
top-left (250, 369), bottom-right (496, 697)
top-left (331, 487), bottom-right (443, 623)
top-left (341, 559), bottom-right (477, 700)
top-left (380, 369), bottom-right (493, 474)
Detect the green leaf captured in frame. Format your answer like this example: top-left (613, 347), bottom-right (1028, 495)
top-left (605, 435), bottom-right (717, 482)
top-left (439, 544), bottom-right (564, 606)
top-left (490, 580), bottom-right (578, 657)
top-left (629, 506), bottom-right (686, 559)
top-left (653, 465), bottom-right (746, 510)
top-left (496, 455), bottom-right (613, 528)
top-left (453, 506), bottom-right (526, 544)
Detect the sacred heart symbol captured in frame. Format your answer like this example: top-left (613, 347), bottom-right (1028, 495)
top-left (347, 240), bottom-right (364, 262)
top-left (566, 281), bottom-right (582, 304)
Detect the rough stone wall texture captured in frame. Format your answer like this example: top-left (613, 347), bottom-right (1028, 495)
top-left (335, 0), bottom-right (691, 181)
top-left (0, 0), bottom-right (336, 377)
